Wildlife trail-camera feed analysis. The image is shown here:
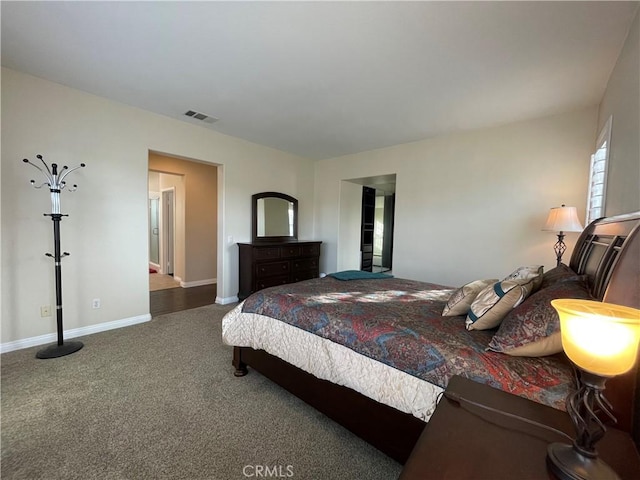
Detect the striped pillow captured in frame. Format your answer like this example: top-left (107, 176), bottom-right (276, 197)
top-left (465, 276), bottom-right (538, 331)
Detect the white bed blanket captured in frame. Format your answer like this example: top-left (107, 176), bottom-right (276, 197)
top-left (221, 301), bottom-right (443, 422)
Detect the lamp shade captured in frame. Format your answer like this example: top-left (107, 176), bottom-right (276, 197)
top-left (543, 205), bottom-right (583, 232)
top-left (552, 299), bottom-right (640, 377)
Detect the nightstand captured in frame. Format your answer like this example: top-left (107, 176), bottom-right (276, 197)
top-left (399, 375), bottom-right (640, 480)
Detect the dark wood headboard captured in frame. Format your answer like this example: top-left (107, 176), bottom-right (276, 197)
top-left (568, 211), bottom-right (640, 440)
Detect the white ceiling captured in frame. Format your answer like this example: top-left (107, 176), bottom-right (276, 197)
top-left (2, 1), bottom-right (637, 160)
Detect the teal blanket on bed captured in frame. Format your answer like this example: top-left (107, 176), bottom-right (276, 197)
top-left (328, 270), bottom-right (394, 281)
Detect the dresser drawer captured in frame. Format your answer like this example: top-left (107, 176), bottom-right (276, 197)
top-left (254, 247), bottom-right (281, 260)
top-left (256, 261), bottom-right (289, 277)
top-left (292, 269), bottom-right (318, 283)
top-left (281, 245), bottom-right (302, 258)
top-left (256, 275), bottom-right (290, 290)
top-left (291, 258), bottom-right (318, 272)
top-left (301, 243), bottom-right (320, 256)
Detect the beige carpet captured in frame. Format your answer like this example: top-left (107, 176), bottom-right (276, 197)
top-left (1, 304), bottom-right (402, 480)
top-left (149, 273), bottom-right (181, 291)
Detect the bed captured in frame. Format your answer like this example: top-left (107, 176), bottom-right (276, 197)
top-left (222, 212), bottom-right (640, 463)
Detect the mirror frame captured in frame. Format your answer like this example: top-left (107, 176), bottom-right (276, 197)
top-left (252, 192), bottom-right (298, 243)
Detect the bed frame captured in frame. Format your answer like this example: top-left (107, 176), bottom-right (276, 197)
top-left (232, 212), bottom-right (640, 463)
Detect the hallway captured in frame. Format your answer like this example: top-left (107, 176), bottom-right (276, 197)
top-left (150, 284), bottom-right (218, 317)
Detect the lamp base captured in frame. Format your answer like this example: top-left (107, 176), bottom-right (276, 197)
top-left (547, 443), bottom-right (619, 480)
top-left (36, 340), bottom-right (84, 359)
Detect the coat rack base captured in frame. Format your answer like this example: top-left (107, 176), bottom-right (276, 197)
top-left (36, 340), bottom-right (84, 359)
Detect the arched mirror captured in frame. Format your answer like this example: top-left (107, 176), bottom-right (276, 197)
top-left (252, 192), bottom-right (298, 243)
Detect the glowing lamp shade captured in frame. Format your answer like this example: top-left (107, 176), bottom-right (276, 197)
top-left (543, 206), bottom-right (583, 233)
top-left (551, 299), bottom-right (640, 377)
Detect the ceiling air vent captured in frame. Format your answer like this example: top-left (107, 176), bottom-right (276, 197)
top-left (184, 110), bottom-right (219, 124)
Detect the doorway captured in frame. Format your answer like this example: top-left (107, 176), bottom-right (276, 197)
top-left (148, 152), bottom-right (218, 303)
top-left (149, 182), bottom-right (180, 292)
top-left (338, 174), bottom-right (396, 273)
top-left (361, 186), bottom-right (394, 273)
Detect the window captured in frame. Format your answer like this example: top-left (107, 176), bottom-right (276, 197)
top-left (586, 116), bottom-right (612, 225)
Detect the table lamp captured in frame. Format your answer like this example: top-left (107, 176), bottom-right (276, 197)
top-left (548, 299), bottom-right (640, 480)
top-left (543, 205), bottom-right (584, 266)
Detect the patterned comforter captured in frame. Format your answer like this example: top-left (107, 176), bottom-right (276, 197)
top-left (241, 276), bottom-right (573, 409)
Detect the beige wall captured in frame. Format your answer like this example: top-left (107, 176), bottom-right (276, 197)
top-left (597, 8), bottom-right (640, 217)
top-left (2, 12), bottom-right (637, 350)
top-left (314, 107), bottom-right (598, 287)
top-left (1, 67), bottom-right (315, 349)
top-left (149, 153), bottom-right (218, 285)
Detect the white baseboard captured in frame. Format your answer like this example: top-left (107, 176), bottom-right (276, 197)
top-left (180, 278), bottom-right (217, 288)
top-left (0, 313), bottom-right (152, 354)
top-left (216, 295), bottom-right (239, 305)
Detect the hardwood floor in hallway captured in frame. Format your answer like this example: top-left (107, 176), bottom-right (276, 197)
top-left (150, 283), bottom-right (217, 317)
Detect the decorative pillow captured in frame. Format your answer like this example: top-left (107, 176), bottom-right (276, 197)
top-left (487, 276), bottom-right (593, 356)
top-left (466, 276), bottom-right (538, 331)
top-left (503, 265), bottom-right (544, 292)
top-left (328, 270), bottom-right (393, 281)
top-left (540, 263), bottom-right (580, 289)
top-left (442, 279), bottom-right (498, 316)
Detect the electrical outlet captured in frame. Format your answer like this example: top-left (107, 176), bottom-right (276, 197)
top-left (40, 305), bottom-right (51, 317)
top-left (92, 298), bottom-right (101, 309)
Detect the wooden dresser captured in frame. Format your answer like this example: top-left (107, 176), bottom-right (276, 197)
top-left (238, 241), bottom-right (321, 301)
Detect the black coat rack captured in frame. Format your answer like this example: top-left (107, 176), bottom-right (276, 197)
top-left (24, 155), bottom-right (86, 359)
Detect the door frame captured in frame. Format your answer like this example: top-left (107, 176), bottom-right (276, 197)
top-left (161, 187), bottom-right (176, 276)
top-left (148, 191), bottom-right (161, 271)
top-left (360, 186), bottom-right (376, 271)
